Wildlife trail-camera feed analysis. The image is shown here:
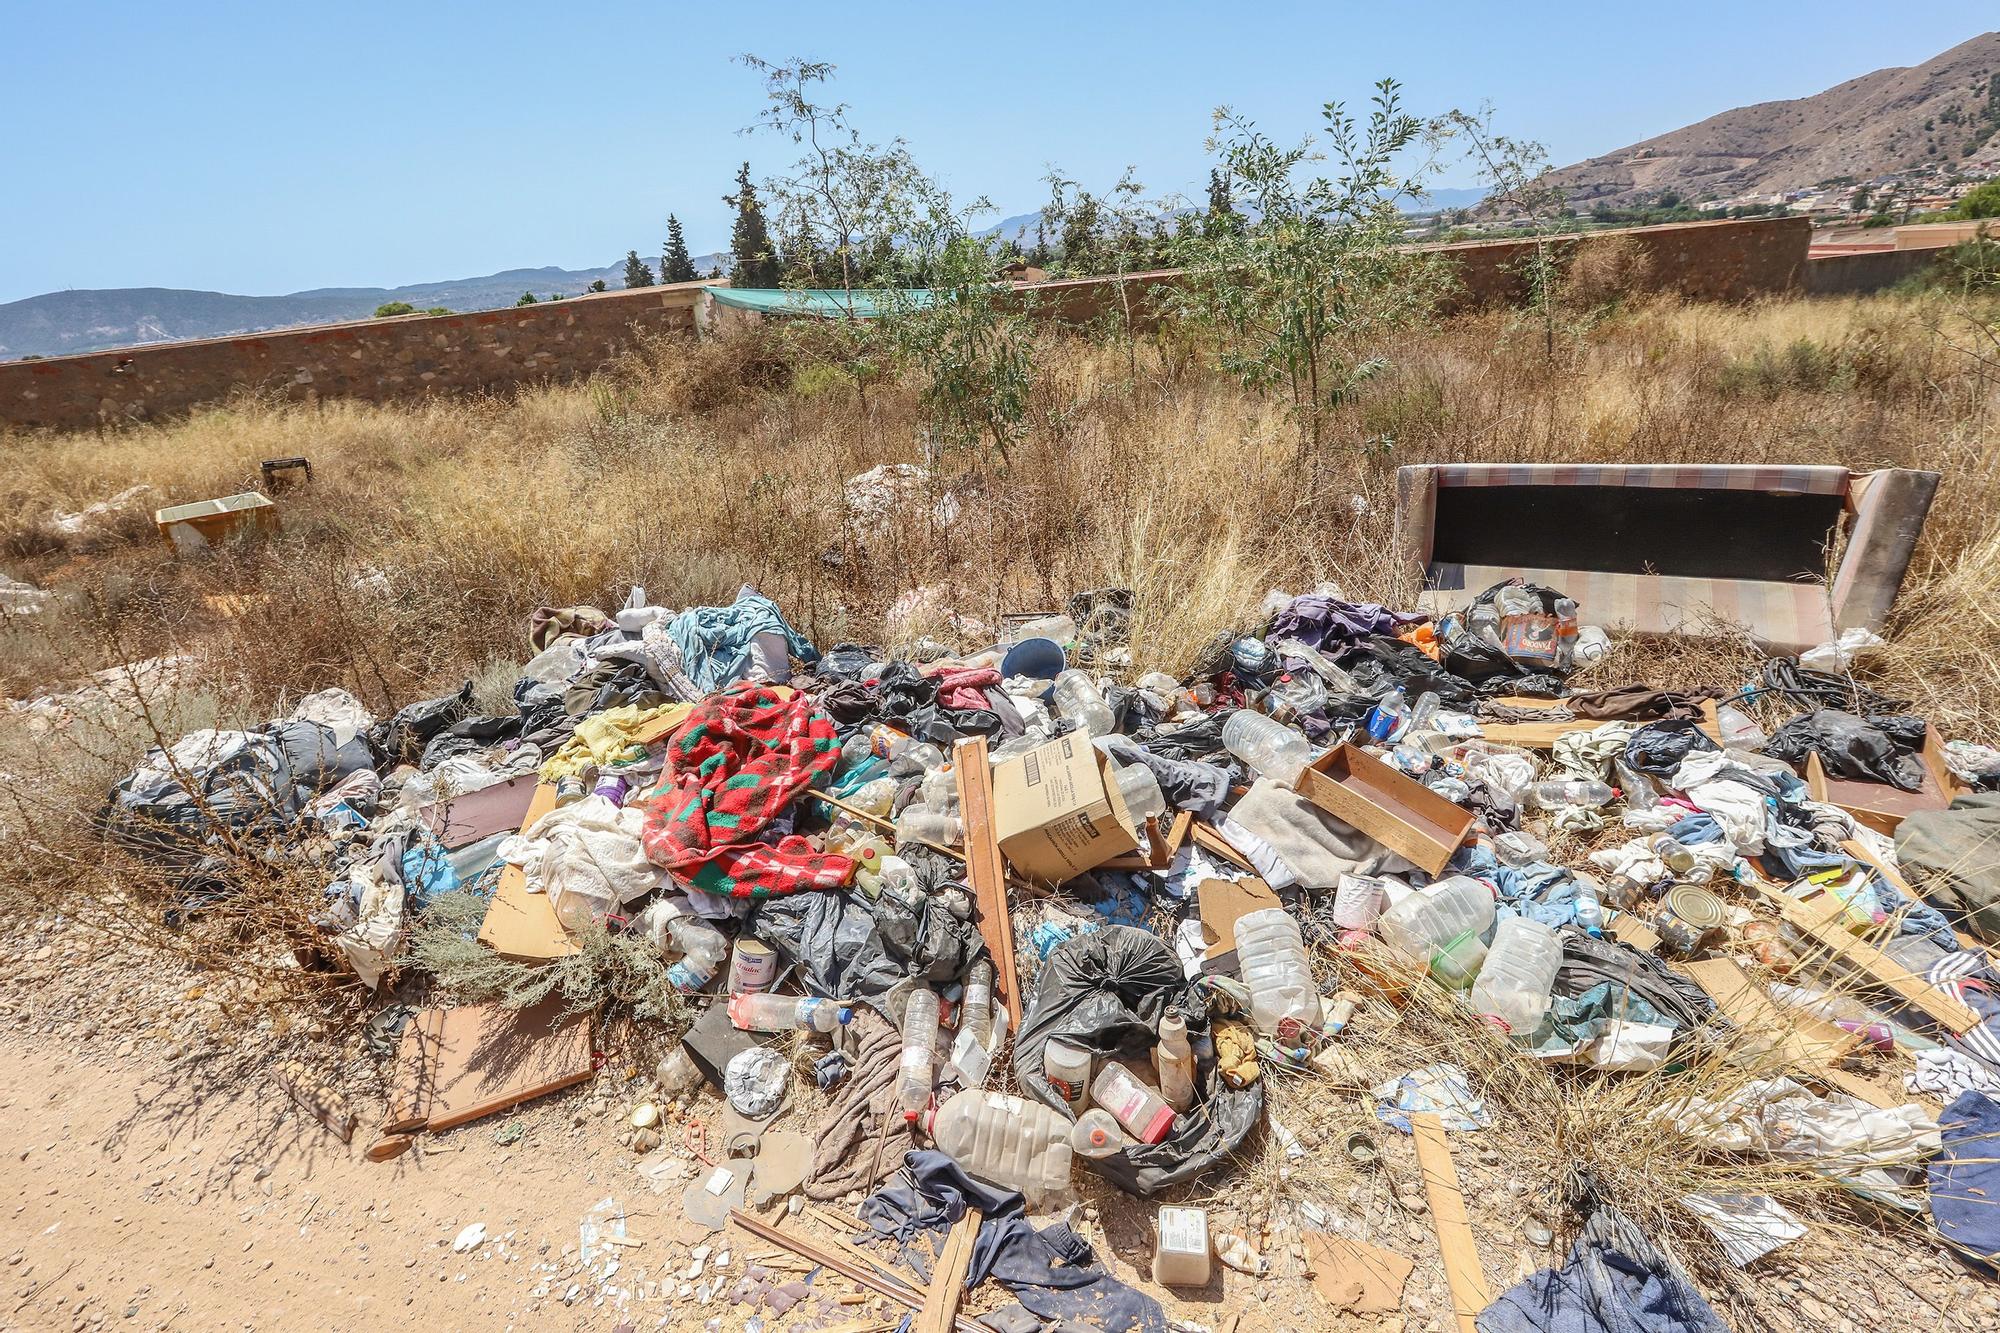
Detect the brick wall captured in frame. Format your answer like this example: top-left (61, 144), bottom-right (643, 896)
top-left (0, 283), bottom-right (704, 432)
top-left (1804, 247), bottom-right (1946, 296)
top-left (1, 218), bottom-right (1813, 434)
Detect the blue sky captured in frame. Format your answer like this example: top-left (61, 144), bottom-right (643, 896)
top-left (1, 3), bottom-right (1991, 302)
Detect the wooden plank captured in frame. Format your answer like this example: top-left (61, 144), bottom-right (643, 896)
top-left (1841, 838), bottom-right (2000, 969)
top-left (422, 997), bottom-right (595, 1132)
top-left (475, 781), bottom-right (581, 961)
top-left (1101, 809), bottom-right (1193, 870)
top-left (1754, 881), bottom-right (1980, 1033)
top-left (915, 1207), bottom-right (981, 1333)
top-left (1410, 1111), bottom-right (1490, 1333)
top-left (955, 737), bottom-right (1020, 1024)
top-left (1191, 821), bottom-right (1255, 870)
top-left (1478, 697), bottom-right (1723, 751)
top-left (1680, 956), bottom-right (1859, 1071)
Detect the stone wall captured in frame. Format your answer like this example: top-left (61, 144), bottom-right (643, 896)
top-left (1804, 247), bottom-right (1946, 296)
top-left (1, 217), bottom-right (1814, 435)
top-left (0, 283), bottom-right (704, 432)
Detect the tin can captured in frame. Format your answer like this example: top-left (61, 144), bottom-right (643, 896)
top-left (1655, 884), bottom-right (1726, 957)
top-left (554, 775), bottom-right (586, 804)
top-left (726, 939), bottom-right (778, 994)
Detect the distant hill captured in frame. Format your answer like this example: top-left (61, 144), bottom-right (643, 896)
top-left (0, 255), bottom-right (726, 360)
top-left (1543, 31), bottom-right (2000, 207)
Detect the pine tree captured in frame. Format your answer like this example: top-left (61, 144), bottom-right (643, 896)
top-left (662, 214), bottom-right (698, 283)
top-left (622, 251), bottom-right (656, 288)
top-left (1205, 168), bottom-right (1240, 235)
top-left (725, 163), bottom-right (780, 288)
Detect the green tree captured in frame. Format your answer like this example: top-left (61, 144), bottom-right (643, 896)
top-left (373, 301), bottom-right (416, 317)
top-left (1171, 79), bottom-right (1450, 455)
top-left (1955, 178), bottom-right (2000, 218)
top-left (662, 214), bottom-right (698, 283)
top-left (1447, 105), bottom-right (1577, 358)
top-left (1205, 167), bottom-right (1240, 234)
top-left (724, 162), bottom-right (781, 288)
top-left (516, 292), bottom-right (539, 305)
top-left (587, 279), bottom-right (607, 293)
top-left (622, 251), bottom-right (655, 288)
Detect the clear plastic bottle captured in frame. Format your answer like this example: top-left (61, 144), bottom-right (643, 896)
top-left (1332, 874), bottom-right (1386, 930)
top-left (664, 917), bottom-right (728, 992)
top-left (1573, 884), bottom-right (1605, 936)
top-left (924, 1089), bottom-right (1075, 1210)
top-left (1525, 779), bottom-right (1617, 809)
top-left (1221, 711), bottom-right (1314, 786)
top-left (1051, 669), bottom-right (1116, 737)
top-left (1070, 1108), bottom-right (1132, 1159)
top-left (1090, 1063), bottom-right (1177, 1144)
top-left (961, 958), bottom-right (995, 1049)
top-left (919, 765), bottom-right (960, 812)
top-left (895, 806), bottom-right (963, 847)
top-left (897, 989), bottom-right (942, 1119)
top-left (1407, 691), bottom-right (1441, 736)
top-left (727, 993), bottom-right (846, 1033)
top-left (1364, 686), bottom-right (1409, 742)
top-left (1469, 916), bottom-right (1562, 1035)
top-left (1648, 834), bottom-right (1696, 875)
top-left (1108, 760), bottom-right (1168, 826)
top-left (847, 776), bottom-right (899, 818)
top-left (1153, 1015), bottom-right (1197, 1112)
top-left (1233, 908), bottom-right (1320, 1042)
top-left (1375, 875), bottom-right (1496, 969)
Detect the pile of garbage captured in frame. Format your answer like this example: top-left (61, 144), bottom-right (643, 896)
top-left (97, 578), bottom-right (2000, 1329)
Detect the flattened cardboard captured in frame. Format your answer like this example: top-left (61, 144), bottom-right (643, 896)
top-left (475, 781), bottom-right (582, 961)
top-left (1197, 877), bottom-right (1280, 973)
top-left (422, 997), bottom-right (595, 1132)
top-left (416, 772), bottom-right (539, 849)
top-left (1303, 1231), bottom-right (1413, 1316)
top-left (990, 732), bottom-right (1139, 885)
top-left (1295, 742), bottom-right (1474, 876)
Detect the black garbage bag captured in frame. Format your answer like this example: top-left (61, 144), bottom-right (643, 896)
top-left (1623, 719), bottom-right (1719, 780)
top-left (752, 875), bottom-right (985, 1013)
top-left (1335, 636), bottom-right (1476, 703)
top-left (817, 642), bottom-right (879, 683)
top-left (418, 713), bottom-right (521, 770)
top-left (1134, 713), bottom-right (1229, 763)
top-left (1763, 708), bottom-right (1929, 792)
top-left (373, 682), bottom-right (475, 765)
top-left (1440, 625), bottom-right (1526, 687)
top-left (1013, 926), bottom-right (1264, 1196)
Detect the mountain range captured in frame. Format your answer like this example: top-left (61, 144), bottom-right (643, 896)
top-left (1543, 30), bottom-right (2000, 207)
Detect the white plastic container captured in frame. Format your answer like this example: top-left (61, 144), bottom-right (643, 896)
top-left (1043, 1038), bottom-right (1092, 1108)
top-left (1469, 916), bottom-right (1562, 1035)
top-left (1232, 908), bottom-right (1319, 1042)
top-left (1090, 1063), bottom-right (1176, 1145)
top-left (1331, 874), bottom-right (1386, 930)
top-left (1108, 761), bottom-right (1168, 826)
top-left (897, 989), bottom-right (942, 1118)
top-left (1070, 1108), bottom-right (1132, 1158)
top-left (924, 1089), bottom-right (1074, 1210)
top-left (1221, 711), bottom-right (1313, 786)
top-left (1152, 1206), bottom-right (1213, 1288)
top-left (1153, 1015), bottom-right (1197, 1112)
top-left (1375, 875), bottom-right (1496, 968)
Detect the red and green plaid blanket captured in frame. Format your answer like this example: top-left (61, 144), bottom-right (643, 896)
top-left (638, 682), bottom-right (852, 899)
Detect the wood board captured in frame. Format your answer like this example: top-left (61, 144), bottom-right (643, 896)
top-left (955, 737), bottom-right (1021, 1023)
top-left (418, 997), bottom-right (595, 1133)
top-left (915, 1207), bottom-right (981, 1333)
top-left (475, 781), bottom-right (582, 961)
top-left (1680, 956), bottom-right (1860, 1072)
top-left (1294, 743), bottom-right (1474, 875)
top-left (1752, 881), bottom-right (1980, 1034)
top-left (1477, 697), bottom-right (1723, 751)
top-left (1804, 727), bottom-right (1957, 837)
top-left (1410, 1111), bottom-right (1490, 1333)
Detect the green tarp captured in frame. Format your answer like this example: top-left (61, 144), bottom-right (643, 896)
top-left (702, 287), bottom-right (933, 318)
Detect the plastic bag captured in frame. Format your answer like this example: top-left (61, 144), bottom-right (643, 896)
top-left (1624, 720), bottom-right (1719, 779)
top-left (1762, 709), bottom-right (1928, 792)
top-left (372, 681), bottom-right (475, 766)
top-left (1012, 926), bottom-right (1263, 1196)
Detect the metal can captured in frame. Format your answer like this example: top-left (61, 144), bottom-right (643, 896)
top-left (726, 939), bottom-right (778, 994)
top-left (1655, 884), bottom-right (1726, 957)
top-left (554, 775), bottom-right (586, 804)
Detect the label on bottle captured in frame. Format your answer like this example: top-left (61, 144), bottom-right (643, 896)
top-left (1048, 1075), bottom-right (1082, 1106)
top-left (726, 940), bottom-right (778, 993)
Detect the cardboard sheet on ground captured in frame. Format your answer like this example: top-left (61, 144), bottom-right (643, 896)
top-left (1304, 1231), bottom-right (1413, 1315)
top-left (390, 997), bottom-right (595, 1134)
top-left (417, 772), bottom-right (539, 849)
top-left (1197, 876), bottom-right (1279, 972)
top-left (475, 780), bottom-right (582, 961)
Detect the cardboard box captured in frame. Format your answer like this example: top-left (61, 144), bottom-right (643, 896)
top-left (991, 732), bottom-right (1139, 885)
top-left (1197, 876), bottom-right (1280, 974)
top-left (1294, 742), bottom-right (1474, 876)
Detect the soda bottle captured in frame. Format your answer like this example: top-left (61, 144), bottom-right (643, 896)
top-left (1364, 686), bottom-right (1409, 742)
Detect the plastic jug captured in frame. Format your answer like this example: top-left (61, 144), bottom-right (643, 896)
top-left (924, 1090), bottom-right (1074, 1210)
top-left (1375, 875), bottom-right (1495, 968)
top-left (1051, 669), bottom-right (1115, 737)
top-left (1090, 1063), bottom-right (1176, 1144)
top-left (1070, 1108), bottom-right (1133, 1158)
top-left (1153, 1015), bottom-right (1197, 1112)
top-left (1221, 711), bottom-right (1313, 786)
top-left (1233, 907), bottom-right (1320, 1041)
top-left (1152, 1206), bottom-right (1213, 1288)
top-left (1469, 916), bottom-right (1562, 1034)
top-left (1108, 760), bottom-right (1168, 826)
top-left (1332, 874), bottom-right (1386, 930)
top-left (897, 989), bottom-right (942, 1118)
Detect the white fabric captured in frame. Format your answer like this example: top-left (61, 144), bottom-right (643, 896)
top-left (1661, 1076), bottom-right (1938, 1195)
top-left (1799, 627), bottom-right (1886, 673)
top-left (1680, 1194), bottom-right (1806, 1268)
top-left (500, 795), bottom-right (661, 912)
top-left (335, 862), bottom-right (403, 990)
top-left (1908, 1049), bottom-right (2000, 1102)
top-left (287, 688), bottom-right (375, 746)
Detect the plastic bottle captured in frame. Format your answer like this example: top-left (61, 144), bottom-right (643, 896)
top-left (1070, 1108), bottom-right (1133, 1159)
top-left (1525, 779), bottom-right (1617, 809)
top-left (923, 1089), bottom-right (1074, 1210)
top-left (1051, 669), bottom-right (1115, 737)
top-left (727, 993), bottom-right (847, 1033)
top-left (1469, 916), bottom-right (1563, 1034)
top-left (1221, 711), bottom-right (1314, 786)
top-left (897, 989), bottom-right (942, 1119)
top-left (1407, 691), bottom-right (1441, 736)
top-left (1364, 686), bottom-right (1409, 742)
top-left (895, 805), bottom-right (963, 847)
top-left (552, 878), bottom-right (618, 934)
top-left (1090, 1063), bottom-right (1176, 1144)
top-left (1108, 761), bottom-right (1168, 826)
top-left (1006, 614), bottom-right (1077, 645)
top-left (664, 917), bottom-right (728, 992)
top-left (1648, 833), bottom-right (1697, 875)
top-left (1153, 1207), bottom-right (1213, 1287)
top-left (1233, 908), bottom-right (1320, 1042)
top-left (1332, 874), bottom-right (1386, 930)
top-left (1153, 1015), bottom-right (1197, 1112)
top-left (1375, 875), bottom-right (1496, 969)
top-left (1042, 1039), bottom-right (1092, 1108)
top-left (919, 765), bottom-right (960, 811)
top-left (961, 958), bottom-right (996, 1048)
top-left (1572, 884), bottom-right (1605, 936)
top-left (1430, 931), bottom-right (1488, 990)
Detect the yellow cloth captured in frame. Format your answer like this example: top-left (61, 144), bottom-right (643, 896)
top-left (1212, 1019), bottom-right (1262, 1090)
top-left (540, 702), bottom-right (691, 781)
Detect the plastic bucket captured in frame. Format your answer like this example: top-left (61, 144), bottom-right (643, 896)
top-left (1000, 636), bottom-right (1066, 682)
